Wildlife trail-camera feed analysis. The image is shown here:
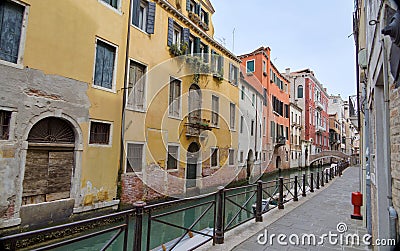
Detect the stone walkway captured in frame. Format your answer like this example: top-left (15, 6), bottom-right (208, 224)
top-left (199, 166), bottom-right (371, 251)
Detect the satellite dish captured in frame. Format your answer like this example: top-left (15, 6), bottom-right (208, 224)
top-left (358, 48), bottom-right (367, 70)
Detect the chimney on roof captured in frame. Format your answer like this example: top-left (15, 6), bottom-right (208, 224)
top-left (285, 68), bottom-right (290, 75)
top-left (324, 88), bottom-right (327, 92)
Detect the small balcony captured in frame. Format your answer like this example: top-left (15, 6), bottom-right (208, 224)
top-left (185, 117), bottom-right (213, 137)
top-left (316, 125), bottom-right (326, 133)
top-left (315, 100), bottom-right (324, 110)
top-left (275, 136), bottom-right (286, 147)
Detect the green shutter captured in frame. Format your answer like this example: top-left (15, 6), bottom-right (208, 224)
top-left (146, 2), bottom-right (156, 34)
top-left (204, 44), bottom-right (209, 63)
top-left (132, 0), bottom-right (140, 27)
top-left (194, 37), bottom-right (200, 54)
top-left (167, 18), bottom-right (174, 46)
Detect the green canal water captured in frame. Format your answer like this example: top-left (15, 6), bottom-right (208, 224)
top-left (52, 166), bottom-right (324, 251)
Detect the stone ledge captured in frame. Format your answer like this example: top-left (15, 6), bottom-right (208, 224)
top-left (0, 218), bottom-right (21, 229)
top-left (73, 200), bottom-right (120, 214)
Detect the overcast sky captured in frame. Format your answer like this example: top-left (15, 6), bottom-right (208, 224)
top-left (211, 0), bottom-right (356, 99)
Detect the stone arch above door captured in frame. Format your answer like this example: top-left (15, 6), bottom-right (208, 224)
top-left (22, 117), bottom-right (77, 205)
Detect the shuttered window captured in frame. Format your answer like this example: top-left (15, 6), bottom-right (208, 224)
top-left (132, 0), bottom-right (156, 34)
top-left (230, 103), bottom-right (235, 130)
top-left (126, 143), bottom-right (144, 173)
top-left (228, 149), bottom-right (234, 166)
top-left (251, 120), bottom-right (254, 136)
top-left (240, 116), bottom-right (244, 134)
top-left (128, 61), bottom-right (146, 110)
top-left (211, 148), bottom-right (218, 167)
top-left (229, 63), bottom-right (238, 86)
top-left (89, 121), bottom-right (111, 145)
top-left (241, 85), bottom-right (245, 100)
top-left (167, 145), bottom-right (179, 170)
top-left (169, 78), bottom-right (181, 117)
top-left (211, 95), bottom-right (219, 126)
top-left (0, 1), bottom-right (24, 64)
top-left (0, 110), bottom-right (11, 140)
top-left (297, 85), bottom-right (304, 98)
top-left (94, 40), bottom-right (116, 89)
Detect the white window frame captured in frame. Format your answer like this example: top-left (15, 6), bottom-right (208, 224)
top-left (0, 0), bottom-right (29, 69)
top-left (172, 23), bottom-right (182, 46)
top-left (138, 0), bottom-right (148, 31)
top-left (126, 58), bottom-right (148, 112)
top-left (228, 148), bottom-right (235, 166)
top-left (246, 59), bottom-right (255, 73)
top-left (166, 143), bottom-right (180, 172)
top-left (210, 147), bottom-right (219, 169)
top-left (168, 77), bottom-right (182, 119)
top-left (98, 0), bottom-right (122, 14)
top-left (125, 141), bottom-right (146, 173)
top-left (93, 37), bottom-right (118, 93)
top-left (88, 119), bottom-right (113, 147)
top-left (262, 60), bottom-right (266, 73)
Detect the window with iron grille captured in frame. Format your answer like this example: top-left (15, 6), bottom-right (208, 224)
top-left (89, 121), bottom-right (111, 145)
top-left (0, 110), bottom-right (11, 140)
top-left (126, 143), bottom-right (144, 173)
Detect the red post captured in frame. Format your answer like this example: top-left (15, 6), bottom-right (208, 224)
top-left (351, 192), bottom-right (363, 220)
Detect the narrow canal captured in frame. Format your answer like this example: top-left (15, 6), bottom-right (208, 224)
top-left (52, 165), bottom-right (325, 251)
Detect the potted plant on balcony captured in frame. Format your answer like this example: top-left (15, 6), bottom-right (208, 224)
top-left (169, 42), bottom-right (188, 57)
top-left (186, 55), bottom-right (210, 84)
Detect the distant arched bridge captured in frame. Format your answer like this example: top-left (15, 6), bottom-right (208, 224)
top-left (309, 151), bottom-right (350, 164)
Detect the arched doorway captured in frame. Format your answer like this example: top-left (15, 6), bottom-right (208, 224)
top-left (186, 142), bottom-right (200, 188)
top-left (246, 150), bottom-right (254, 180)
top-left (22, 117), bottom-right (75, 205)
top-left (276, 156), bottom-right (281, 170)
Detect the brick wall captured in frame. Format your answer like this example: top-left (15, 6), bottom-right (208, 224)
top-left (390, 83), bottom-right (400, 234)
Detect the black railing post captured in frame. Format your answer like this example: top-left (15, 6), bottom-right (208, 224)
top-left (294, 176), bottom-right (298, 201)
top-left (321, 170), bottom-right (324, 187)
top-left (133, 201), bottom-right (146, 251)
top-left (310, 173), bottom-right (314, 192)
top-left (316, 172), bottom-right (320, 189)
top-left (256, 180), bottom-right (263, 222)
top-left (326, 169), bottom-right (329, 183)
top-left (339, 163), bottom-right (343, 176)
top-left (278, 177), bottom-right (284, 209)
top-left (330, 167), bottom-right (333, 180)
top-left (215, 186), bottom-right (225, 244)
top-left (302, 174), bottom-right (306, 197)
top-left (123, 213), bottom-right (130, 251)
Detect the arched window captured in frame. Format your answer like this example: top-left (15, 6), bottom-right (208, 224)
top-left (297, 85), bottom-right (304, 98)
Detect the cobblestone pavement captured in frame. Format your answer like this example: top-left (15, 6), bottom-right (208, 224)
top-left (231, 166), bottom-right (371, 251)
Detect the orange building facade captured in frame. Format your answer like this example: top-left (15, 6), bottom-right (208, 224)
top-left (239, 47), bottom-right (290, 172)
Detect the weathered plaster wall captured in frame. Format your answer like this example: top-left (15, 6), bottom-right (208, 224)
top-left (0, 64), bottom-right (90, 228)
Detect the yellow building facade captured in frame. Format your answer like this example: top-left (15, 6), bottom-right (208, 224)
top-left (0, 0), bottom-right (241, 229)
top-left (0, 0), bottom-right (129, 228)
top-left (121, 0), bottom-right (241, 203)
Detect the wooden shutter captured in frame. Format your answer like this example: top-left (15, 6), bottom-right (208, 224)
top-left (230, 103), bottom-right (235, 129)
top-left (203, 44), bottom-right (209, 63)
top-left (167, 18), bottom-right (174, 46)
top-left (0, 2), bottom-right (24, 63)
top-left (183, 28), bottom-right (190, 51)
top-left (146, 2), bottom-right (156, 34)
top-left (229, 63), bottom-right (233, 82)
top-left (218, 55), bottom-right (224, 73)
top-left (194, 37), bottom-right (200, 54)
top-left (103, 44), bottom-right (115, 89)
top-left (127, 143), bottom-right (143, 172)
top-left (195, 3), bottom-right (200, 15)
top-left (174, 81), bottom-right (181, 117)
top-left (204, 11), bottom-right (209, 25)
top-left (132, 0), bottom-right (140, 27)
top-left (186, 0), bottom-right (191, 11)
top-left (94, 42), bottom-right (105, 87)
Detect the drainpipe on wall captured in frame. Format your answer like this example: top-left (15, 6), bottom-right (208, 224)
top-left (118, 0), bottom-right (133, 200)
top-left (381, 37), bottom-right (398, 241)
